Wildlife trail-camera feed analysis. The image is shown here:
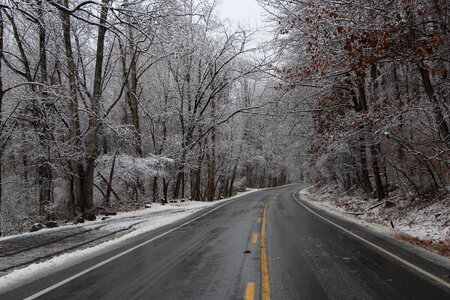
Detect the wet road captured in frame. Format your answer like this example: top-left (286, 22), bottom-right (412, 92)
top-left (1, 185), bottom-right (449, 299)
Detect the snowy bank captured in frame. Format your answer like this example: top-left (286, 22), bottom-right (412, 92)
top-left (300, 185), bottom-right (449, 257)
top-left (0, 189), bottom-right (260, 292)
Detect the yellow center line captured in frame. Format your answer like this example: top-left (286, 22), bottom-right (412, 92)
top-left (246, 188), bottom-right (287, 300)
top-left (251, 234), bottom-right (258, 244)
top-left (259, 188), bottom-right (287, 300)
top-left (261, 197), bottom-right (271, 300)
top-left (245, 282), bottom-right (255, 300)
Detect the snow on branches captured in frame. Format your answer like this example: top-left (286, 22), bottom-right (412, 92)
top-left (96, 154), bottom-right (173, 185)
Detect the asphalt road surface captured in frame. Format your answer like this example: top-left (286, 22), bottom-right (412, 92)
top-left (1, 185), bottom-right (449, 299)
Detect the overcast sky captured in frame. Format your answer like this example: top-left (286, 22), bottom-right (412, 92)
top-left (216, 0), bottom-right (271, 46)
top-left (216, 0), bottom-right (265, 27)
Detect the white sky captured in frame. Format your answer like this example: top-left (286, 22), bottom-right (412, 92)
top-left (216, 0), bottom-right (272, 47)
top-left (216, 0), bottom-right (265, 27)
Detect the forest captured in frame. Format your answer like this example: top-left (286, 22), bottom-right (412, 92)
top-left (264, 0), bottom-right (448, 200)
top-left (0, 0), bottom-right (448, 236)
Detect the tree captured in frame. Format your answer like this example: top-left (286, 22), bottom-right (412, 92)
top-left (262, 0), bottom-right (449, 198)
top-left (0, 0), bottom-right (280, 235)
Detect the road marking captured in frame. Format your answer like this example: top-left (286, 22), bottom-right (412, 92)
top-left (293, 191), bottom-right (450, 289)
top-left (257, 217), bottom-right (261, 223)
top-left (261, 198), bottom-right (271, 300)
top-left (252, 234), bottom-right (258, 244)
top-left (245, 282), bottom-right (255, 300)
top-left (24, 197), bottom-right (245, 299)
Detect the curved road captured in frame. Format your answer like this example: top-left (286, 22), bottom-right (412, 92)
top-left (1, 185), bottom-right (449, 299)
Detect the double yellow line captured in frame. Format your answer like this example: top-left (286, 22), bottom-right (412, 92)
top-left (246, 189), bottom-right (283, 300)
top-left (260, 198), bottom-right (271, 300)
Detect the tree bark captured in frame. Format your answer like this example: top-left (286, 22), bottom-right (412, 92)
top-left (60, 0), bottom-right (82, 215)
top-left (105, 154), bottom-right (116, 206)
top-left (355, 74), bottom-right (373, 195)
top-left (0, 9), bottom-right (3, 229)
top-left (207, 99), bottom-right (216, 202)
top-left (228, 163), bottom-right (237, 197)
top-left (369, 64), bottom-right (385, 200)
top-left (417, 63), bottom-right (449, 141)
top-left (81, 0), bottom-right (110, 212)
top-left (37, 0), bottom-right (53, 219)
top-left (119, 10), bottom-right (143, 157)
top-left (127, 31), bottom-right (142, 157)
top-left (370, 142), bottom-right (385, 200)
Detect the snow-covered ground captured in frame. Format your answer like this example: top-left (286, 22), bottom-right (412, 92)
top-left (0, 189), bottom-right (260, 292)
top-left (301, 185), bottom-right (449, 256)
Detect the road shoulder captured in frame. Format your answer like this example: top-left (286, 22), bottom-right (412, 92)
top-left (0, 189), bottom-right (262, 294)
top-left (295, 188), bottom-right (450, 287)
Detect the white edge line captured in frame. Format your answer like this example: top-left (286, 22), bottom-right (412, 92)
top-left (25, 199), bottom-right (239, 299)
top-left (292, 191), bottom-right (450, 289)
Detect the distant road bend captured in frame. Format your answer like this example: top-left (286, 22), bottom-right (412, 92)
top-left (2, 185), bottom-right (449, 299)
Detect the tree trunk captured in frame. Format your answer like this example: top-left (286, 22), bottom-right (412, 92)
top-left (368, 64), bottom-right (385, 200)
top-left (207, 100), bottom-right (216, 202)
top-left (417, 63), bottom-right (449, 141)
top-left (207, 154), bottom-right (215, 201)
top-left (105, 154), bottom-right (116, 206)
top-left (82, 0), bottom-right (110, 212)
top-left (61, 0), bottom-right (83, 216)
top-left (127, 35), bottom-right (142, 157)
top-left (119, 20), bottom-right (142, 157)
top-left (152, 176), bottom-right (158, 202)
top-left (190, 163), bottom-right (202, 201)
top-left (37, 0), bottom-right (53, 219)
top-left (228, 163), bottom-right (238, 197)
top-left (162, 177), bottom-right (168, 203)
top-left (173, 168), bottom-right (182, 199)
top-left (356, 74), bottom-right (373, 195)
top-left (81, 158), bottom-right (96, 211)
top-left (370, 142), bottom-right (385, 200)
top-left (0, 9), bottom-right (3, 231)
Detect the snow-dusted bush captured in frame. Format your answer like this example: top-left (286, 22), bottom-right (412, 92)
top-left (96, 154), bottom-right (173, 185)
top-left (94, 154), bottom-right (174, 207)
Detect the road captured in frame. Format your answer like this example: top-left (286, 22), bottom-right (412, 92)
top-left (1, 185), bottom-right (449, 299)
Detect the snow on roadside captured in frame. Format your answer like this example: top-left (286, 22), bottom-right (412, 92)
top-left (0, 188), bottom-right (259, 242)
top-left (0, 204), bottom-right (175, 242)
top-left (300, 185), bottom-right (449, 256)
top-left (0, 211), bottom-right (191, 292)
top-left (0, 189), bottom-right (260, 292)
